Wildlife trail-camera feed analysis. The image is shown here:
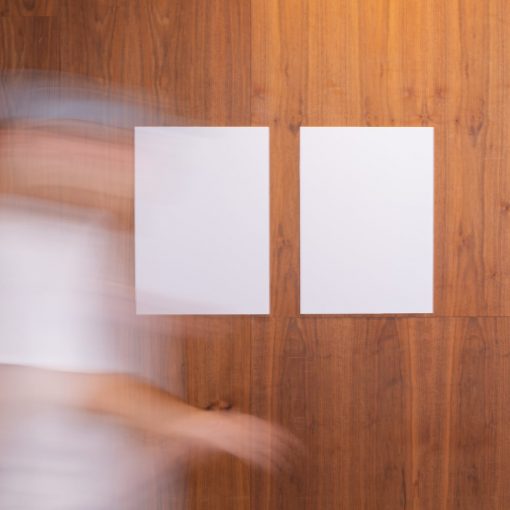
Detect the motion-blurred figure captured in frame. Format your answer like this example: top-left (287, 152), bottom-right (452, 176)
top-left (0, 71), bottom-right (293, 509)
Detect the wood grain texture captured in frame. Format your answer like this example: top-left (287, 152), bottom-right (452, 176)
top-left (184, 318), bottom-right (252, 510)
top-left (0, 0), bottom-right (57, 17)
top-left (251, 318), bottom-right (413, 510)
top-left (3, 0), bottom-right (510, 509)
top-left (251, 318), bottom-right (510, 509)
top-left (0, 15), bottom-right (55, 69)
top-left (133, 1), bottom-right (254, 508)
top-left (251, 0), bottom-right (304, 316)
top-left (441, 0), bottom-right (510, 315)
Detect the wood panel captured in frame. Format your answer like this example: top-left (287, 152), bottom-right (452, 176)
top-left (251, 0), bottom-right (304, 316)
top-left (304, 0), bottom-right (448, 318)
top-left (251, 318), bottom-right (510, 509)
top-left (1, 0), bottom-right (253, 507)
top-left (301, 0), bottom-right (510, 316)
top-left (3, 0), bottom-right (510, 509)
top-left (184, 318), bottom-right (252, 510)
top-left (251, 318), bottom-right (413, 510)
top-left (442, 0), bottom-right (510, 315)
top-left (0, 0), bottom-right (57, 17)
top-left (0, 15), bottom-right (55, 69)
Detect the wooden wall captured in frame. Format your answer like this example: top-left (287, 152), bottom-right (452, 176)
top-left (2, 0), bottom-right (510, 508)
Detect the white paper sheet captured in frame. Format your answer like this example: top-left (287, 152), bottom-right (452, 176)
top-left (135, 127), bottom-right (270, 315)
top-left (300, 127), bottom-right (434, 314)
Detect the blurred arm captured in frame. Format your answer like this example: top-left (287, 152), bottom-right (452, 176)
top-left (0, 365), bottom-right (293, 470)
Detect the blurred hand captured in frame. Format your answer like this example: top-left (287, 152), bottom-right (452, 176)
top-left (178, 409), bottom-right (300, 472)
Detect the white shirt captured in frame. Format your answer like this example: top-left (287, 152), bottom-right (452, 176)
top-left (0, 197), bottom-right (152, 509)
top-left (0, 197), bottom-right (128, 373)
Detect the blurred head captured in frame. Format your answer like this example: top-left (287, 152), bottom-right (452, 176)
top-left (0, 70), bottom-right (157, 227)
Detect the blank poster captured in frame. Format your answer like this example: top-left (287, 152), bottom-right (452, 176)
top-left (300, 127), bottom-right (434, 314)
top-left (135, 127), bottom-right (269, 315)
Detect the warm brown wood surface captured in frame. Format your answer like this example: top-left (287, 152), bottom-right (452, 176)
top-left (2, 0), bottom-right (510, 508)
top-left (0, 0), bottom-right (56, 17)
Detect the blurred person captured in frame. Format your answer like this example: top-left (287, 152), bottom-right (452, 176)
top-left (0, 71), bottom-right (294, 509)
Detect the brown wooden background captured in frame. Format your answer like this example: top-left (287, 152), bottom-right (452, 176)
top-left (2, 0), bottom-right (510, 508)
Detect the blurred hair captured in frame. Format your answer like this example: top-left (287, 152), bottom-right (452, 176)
top-left (0, 69), bottom-right (157, 132)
